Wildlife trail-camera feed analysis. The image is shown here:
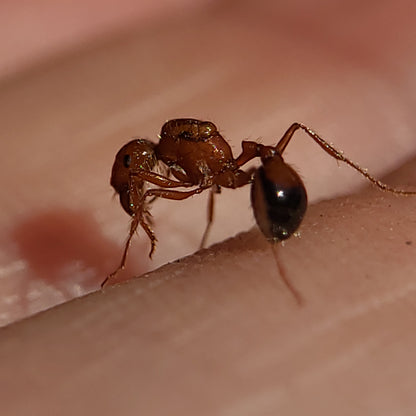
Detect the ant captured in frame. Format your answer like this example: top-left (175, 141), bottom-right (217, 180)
top-left (102, 118), bottom-right (416, 302)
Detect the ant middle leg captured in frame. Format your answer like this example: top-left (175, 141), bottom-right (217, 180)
top-left (277, 123), bottom-right (416, 196)
top-left (197, 168), bottom-right (256, 249)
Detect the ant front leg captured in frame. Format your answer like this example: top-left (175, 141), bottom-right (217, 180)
top-left (101, 213), bottom-right (155, 288)
top-left (140, 185), bottom-right (212, 207)
top-left (102, 181), bottom-right (159, 288)
top-left (130, 170), bottom-right (193, 188)
top-left (277, 123), bottom-right (416, 196)
top-left (138, 185), bottom-right (212, 247)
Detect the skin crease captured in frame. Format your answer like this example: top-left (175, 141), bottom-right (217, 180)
top-left (1, 0), bottom-right (416, 414)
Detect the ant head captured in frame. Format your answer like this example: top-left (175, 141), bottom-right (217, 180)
top-left (251, 153), bottom-right (307, 242)
top-left (110, 139), bottom-right (156, 214)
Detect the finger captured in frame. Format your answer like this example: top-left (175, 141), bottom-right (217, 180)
top-left (1, 0), bottom-right (416, 325)
top-left (1, 156), bottom-right (416, 415)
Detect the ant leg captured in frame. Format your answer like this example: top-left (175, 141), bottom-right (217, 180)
top-left (112, 183), bottom-right (205, 277)
top-left (232, 167), bottom-right (256, 187)
top-left (141, 185), bottom-right (211, 204)
top-left (137, 185), bottom-right (211, 239)
top-left (101, 213), bottom-right (156, 288)
top-left (277, 123), bottom-right (416, 196)
top-left (140, 217), bottom-right (157, 258)
top-left (199, 186), bottom-right (219, 249)
top-left (146, 196), bottom-right (157, 205)
top-left (130, 170), bottom-right (193, 188)
top-left (102, 215), bottom-right (140, 287)
top-left (235, 141), bottom-right (260, 167)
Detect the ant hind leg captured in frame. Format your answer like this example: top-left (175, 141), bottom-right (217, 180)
top-left (199, 186), bottom-right (220, 249)
top-left (277, 123), bottom-right (416, 196)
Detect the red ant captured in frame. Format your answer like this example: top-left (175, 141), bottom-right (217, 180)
top-left (102, 119), bottom-right (416, 302)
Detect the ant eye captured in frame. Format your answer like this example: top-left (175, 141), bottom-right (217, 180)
top-left (123, 154), bottom-right (131, 168)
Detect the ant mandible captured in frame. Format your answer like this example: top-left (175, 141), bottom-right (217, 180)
top-left (102, 118), bottom-right (416, 301)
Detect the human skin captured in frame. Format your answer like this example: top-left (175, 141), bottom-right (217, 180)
top-left (2, 170), bottom-right (416, 415)
top-left (1, 0), bottom-right (416, 414)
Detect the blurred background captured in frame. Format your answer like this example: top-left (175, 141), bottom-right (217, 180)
top-left (1, 0), bottom-right (415, 325)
